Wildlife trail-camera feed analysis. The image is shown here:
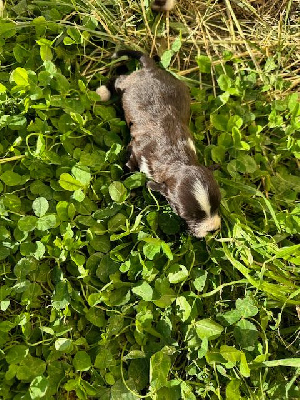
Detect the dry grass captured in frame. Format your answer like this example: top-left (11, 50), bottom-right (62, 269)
top-left (81, 0), bottom-right (300, 93)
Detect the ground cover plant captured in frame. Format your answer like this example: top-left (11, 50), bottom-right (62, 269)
top-left (0, 0), bottom-right (300, 398)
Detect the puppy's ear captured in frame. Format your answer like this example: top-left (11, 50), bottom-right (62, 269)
top-left (147, 181), bottom-right (168, 196)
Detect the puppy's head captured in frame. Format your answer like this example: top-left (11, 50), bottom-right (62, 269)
top-left (166, 166), bottom-right (221, 238)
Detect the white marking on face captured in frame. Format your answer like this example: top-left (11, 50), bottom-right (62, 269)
top-left (193, 180), bottom-right (211, 216)
top-left (187, 137), bottom-right (196, 154)
top-left (140, 156), bottom-right (152, 178)
top-left (194, 214), bottom-right (221, 238)
top-left (96, 85), bottom-right (111, 102)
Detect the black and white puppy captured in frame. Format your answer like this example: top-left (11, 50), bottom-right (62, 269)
top-left (96, 51), bottom-right (221, 238)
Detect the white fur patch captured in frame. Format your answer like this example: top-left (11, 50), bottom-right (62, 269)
top-left (96, 85), bottom-right (111, 101)
top-left (187, 137), bottom-right (196, 154)
top-left (194, 214), bottom-right (221, 238)
top-left (193, 180), bottom-right (211, 216)
top-left (140, 156), bottom-right (152, 178)
top-left (151, 0), bottom-right (176, 11)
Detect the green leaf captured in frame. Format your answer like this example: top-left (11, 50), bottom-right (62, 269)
top-left (0, 83), bottom-right (7, 93)
top-left (56, 201), bottom-right (69, 221)
top-left (238, 154), bottom-right (257, 173)
top-left (235, 296), bottom-right (258, 318)
top-left (16, 356), bottom-right (46, 381)
top-left (132, 281), bottom-right (153, 301)
top-left (52, 281), bottom-right (70, 310)
top-left (0, 320), bottom-right (15, 333)
top-left (90, 235), bottom-right (111, 253)
top-left (18, 216), bottom-right (38, 232)
top-left (73, 351), bottom-right (91, 371)
top-left (110, 380), bottom-right (137, 400)
top-left (108, 213), bottom-right (127, 232)
top-left (167, 263), bottom-right (188, 284)
top-left (32, 197), bottom-right (49, 217)
top-left (181, 381), bottom-right (196, 400)
top-left (0, 171), bottom-right (22, 186)
top-left (211, 145), bottom-right (226, 163)
top-left (10, 67), bottom-right (29, 86)
top-left (171, 36), bottom-right (181, 52)
top-left (288, 93), bottom-right (299, 113)
top-left (196, 55), bottom-right (211, 73)
top-left (29, 376), bottom-right (49, 399)
top-left (3, 193), bottom-right (22, 212)
top-left (195, 319), bottom-right (224, 340)
top-left (161, 49), bottom-right (173, 69)
top-left (36, 214), bottom-right (56, 230)
top-left (94, 105), bottom-right (116, 120)
top-left (225, 378), bottom-right (241, 400)
top-left (55, 338), bottom-right (73, 352)
top-left (54, 73), bottom-right (70, 94)
top-left (108, 181), bottom-right (127, 203)
top-left (150, 349), bottom-right (172, 390)
top-left (234, 319), bottom-right (258, 351)
top-left (59, 173), bottom-right (85, 191)
top-left (153, 279), bottom-right (176, 308)
top-left (14, 258), bottom-right (37, 279)
top-left (40, 45), bottom-right (53, 61)
top-left (85, 308), bottom-right (106, 327)
top-left (71, 165), bottom-right (91, 186)
top-left (220, 345), bottom-right (241, 364)
top-left (240, 352), bottom-right (250, 377)
top-left (210, 114), bottom-right (229, 131)
top-left (176, 296), bottom-right (191, 322)
top-left (124, 172), bottom-right (146, 189)
top-left (143, 241), bottom-right (161, 260)
top-left (217, 309), bottom-right (242, 326)
top-left (192, 270), bottom-right (207, 292)
top-left (72, 189), bottom-right (85, 202)
top-left (218, 74), bottom-right (232, 92)
top-left (161, 241), bottom-right (174, 260)
top-left (6, 345), bottom-right (29, 364)
top-left (0, 245), bottom-right (10, 260)
top-left (264, 57), bottom-right (277, 72)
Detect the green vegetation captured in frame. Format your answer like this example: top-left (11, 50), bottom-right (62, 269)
top-left (0, 0), bottom-right (299, 398)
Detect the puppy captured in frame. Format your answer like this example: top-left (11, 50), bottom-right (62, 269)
top-left (151, 0), bottom-right (176, 11)
top-left (96, 51), bottom-right (221, 238)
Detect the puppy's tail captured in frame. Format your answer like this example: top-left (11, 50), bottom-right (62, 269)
top-left (151, 0), bottom-right (176, 11)
top-left (113, 50), bottom-right (157, 69)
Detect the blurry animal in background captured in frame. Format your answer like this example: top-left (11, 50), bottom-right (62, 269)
top-left (151, 0), bottom-right (176, 11)
top-left (96, 51), bottom-right (221, 238)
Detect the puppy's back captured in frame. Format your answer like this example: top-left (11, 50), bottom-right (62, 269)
top-left (117, 65), bottom-right (190, 128)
